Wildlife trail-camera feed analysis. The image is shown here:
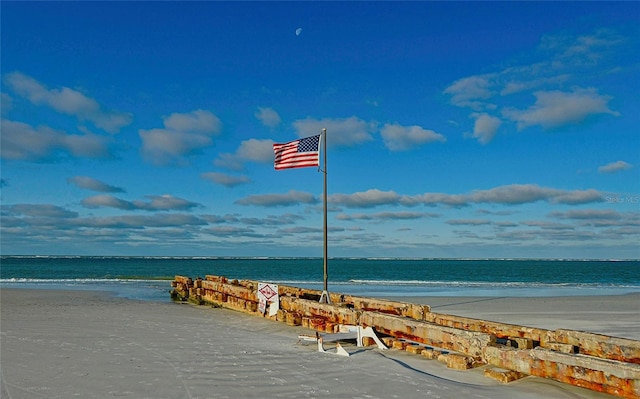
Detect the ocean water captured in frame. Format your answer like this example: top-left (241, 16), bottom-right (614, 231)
top-left (1, 256), bottom-right (639, 302)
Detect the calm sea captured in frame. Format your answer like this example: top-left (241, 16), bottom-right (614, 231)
top-left (1, 256), bottom-right (639, 302)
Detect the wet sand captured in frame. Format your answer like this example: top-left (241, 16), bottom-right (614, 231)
top-left (2, 289), bottom-right (636, 398)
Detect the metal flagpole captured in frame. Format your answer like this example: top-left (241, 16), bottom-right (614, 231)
top-left (319, 128), bottom-right (331, 304)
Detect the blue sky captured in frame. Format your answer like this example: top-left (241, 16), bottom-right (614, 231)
top-left (1, 2), bottom-right (639, 259)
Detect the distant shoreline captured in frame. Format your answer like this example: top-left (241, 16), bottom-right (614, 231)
top-left (3, 254), bottom-right (639, 261)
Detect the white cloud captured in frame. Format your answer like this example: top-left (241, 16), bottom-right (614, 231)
top-left (292, 116), bottom-right (375, 147)
top-left (549, 209), bottom-right (627, 223)
top-left (89, 213), bottom-right (206, 228)
top-left (206, 225), bottom-right (261, 238)
top-left (1, 119), bottom-right (111, 161)
top-left (139, 109), bottom-right (222, 166)
top-left (598, 160), bottom-right (633, 174)
top-left (502, 88), bottom-right (619, 130)
top-left (500, 74), bottom-right (571, 96)
top-left (236, 184), bottom-right (605, 209)
top-left (446, 219), bottom-right (492, 226)
top-left (443, 29), bottom-right (626, 142)
top-left (4, 71), bottom-right (132, 133)
top-left (325, 184), bottom-right (605, 209)
top-left (236, 139), bottom-right (275, 162)
top-left (81, 194), bottom-right (201, 211)
top-left (552, 189), bottom-right (605, 205)
top-left (235, 190), bottom-right (317, 207)
top-left (201, 172), bottom-right (251, 187)
top-left (138, 195), bottom-right (201, 211)
top-left (214, 138), bottom-right (275, 170)
top-left (542, 29), bottom-right (623, 66)
top-left (470, 113), bottom-right (502, 144)
top-left (5, 204), bottom-right (79, 218)
top-left (380, 123), bottom-right (445, 151)
top-left (163, 109), bottom-right (221, 133)
top-left (468, 184), bottom-right (604, 205)
top-left (67, 176), bottom-right (125, 193)
top-left (336, 211), bottom-right (436, 221)
top-left (443, 75), bottom-right (495, 110)
top-left (82, 194), bottom-right (135, 210)
top-left (520, 220), bottom-right (574, 230)
top-left (278, 226), bottom-right (323, 235)
top-left (329, 189), bottom-right (401, 208)
top-left (255, 107), bottom-right (281, 128)
top-left (214, 153), bottom-right (244, 170)
top-left (406, 192), bottom-right (468, 207)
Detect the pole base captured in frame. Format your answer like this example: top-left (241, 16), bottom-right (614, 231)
top-left (319, 290), bottom-right (331, 304)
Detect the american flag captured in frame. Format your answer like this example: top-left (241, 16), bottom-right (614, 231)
top-left (273, 134), bottom-right (321, 170)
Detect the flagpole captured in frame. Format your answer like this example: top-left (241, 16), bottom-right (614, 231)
top-left (320, 128), bottom-right (331, 304)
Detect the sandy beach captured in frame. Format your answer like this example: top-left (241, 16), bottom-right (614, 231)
top-left (2, 289), bottom-right (637, 399)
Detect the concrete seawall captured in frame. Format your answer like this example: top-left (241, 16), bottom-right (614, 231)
top-left (171, 275), bottom-right (640, 398)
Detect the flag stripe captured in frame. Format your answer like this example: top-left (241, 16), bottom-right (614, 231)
top-left (273, 134), bottom-right (320, 170)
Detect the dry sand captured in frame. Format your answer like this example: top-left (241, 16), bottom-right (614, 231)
top-left (2, 289), bottom-right (638, 399)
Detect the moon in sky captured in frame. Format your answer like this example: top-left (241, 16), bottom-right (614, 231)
top-left (295, 28), bottom-right (302, 36)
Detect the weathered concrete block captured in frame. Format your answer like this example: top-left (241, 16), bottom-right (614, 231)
top-left (509, 337), bottom-right (534, 349)
top-left (552, 329), bottom-right (640, 364)
top-left (307, 317), bottom-right (327, 331)
top-left (205, 275), bottom-right (228, 283)
top-left (238, 280), bottom-right (256, 291)
top-left (483, 345), bottom-right (640, 399)
top-left (325, 322), bottom-right (337, 333)
top-left (445, 353), bottom-right (477, 370)
top-left (340, 295), bottom-right (430, 320)
top-left (246, 301), bottom-right (258, 312)
top-left (382, 337), bottom-right (396, 347)
top-left (484, 367), bottom-right (527, 383)
top-left (279, 296), bottom-right (359, 326)
top-left (425, 312), bottom-right (548, 343)
top-left (421, 349), bottom-right (442, 360)
top-left (360, 311), bottom-right (495, 358)
top-left (543, 342), bottom-right (577, 353)
top-left (361, 336), bottom-right (377, 347)
top-left (392, 340), bottom-right (408, 350)
top-left (174, 275), bottom-right (193, 285)
top-left (277, 283), bottom-right (344, 303)
top-left (201, 280), bottom-right (258, 302)
top-left (405, 344), bottom-right (423, 354)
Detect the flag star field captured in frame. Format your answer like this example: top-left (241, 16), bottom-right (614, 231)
top-left (1, 2), bottom-right (639, 258)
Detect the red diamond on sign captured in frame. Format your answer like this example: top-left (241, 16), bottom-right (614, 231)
top-left (259, 284), bottom-right (277, 301)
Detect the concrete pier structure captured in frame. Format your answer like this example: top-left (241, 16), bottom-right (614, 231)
top-left (171, 275), bottom-right (640, 398)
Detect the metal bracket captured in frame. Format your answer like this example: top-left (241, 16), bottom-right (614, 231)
top-left (298, 325), bottom-right (387, 357)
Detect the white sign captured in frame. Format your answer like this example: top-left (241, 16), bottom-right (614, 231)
top-left (257, 283), bottom-right (279, 316)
